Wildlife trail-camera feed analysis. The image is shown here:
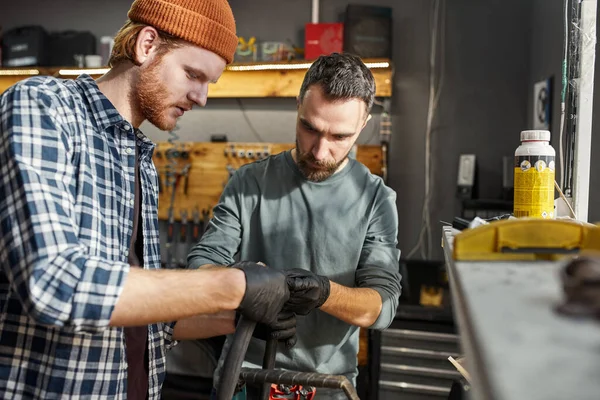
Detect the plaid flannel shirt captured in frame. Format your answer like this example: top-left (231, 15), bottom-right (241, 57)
top-left (0, 74), bottom-right (175, 399)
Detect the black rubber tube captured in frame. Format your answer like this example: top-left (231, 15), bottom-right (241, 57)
top-left (216, 317), bottom-right (256, 400)
top-left (218, 317), bottom-right (360, 400)
top-left (260, 339), bottom-right (278, 400)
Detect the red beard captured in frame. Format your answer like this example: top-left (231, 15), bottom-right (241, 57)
top-left (134, 55), bottom-right (177, 131)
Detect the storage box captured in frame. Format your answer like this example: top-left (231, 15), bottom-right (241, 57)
top-left (1, 26), bottom-right (49, 67)
top-left (261, 41), bottom-right (294, 61)
top-left (234, 36), bottom-right (257, 63)
top-left (48, 30), bottom-right (97, 66)
top-left (344, 5), bottom-right (392, 58)
top-left (304, 23), bottom-right (343, 60)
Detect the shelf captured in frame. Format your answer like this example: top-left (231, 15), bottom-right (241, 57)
top-left (0, 58), bottom-right (393, 98)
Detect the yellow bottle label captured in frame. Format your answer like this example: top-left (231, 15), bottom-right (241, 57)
top-left (513, 155), bottom-right (555, 218)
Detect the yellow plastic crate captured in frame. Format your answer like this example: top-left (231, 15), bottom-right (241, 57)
top-left (453, 219), bottom-right (600, 261)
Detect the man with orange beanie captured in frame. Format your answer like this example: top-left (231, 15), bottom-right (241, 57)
top-left (0, 1), bottom-right (291, 399)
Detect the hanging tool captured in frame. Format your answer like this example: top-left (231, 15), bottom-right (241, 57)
top-left (179, 209), bottom-right (189, 267)
top-left (224, 165), bottom-right (237, 188)
top-left (164, 166), bottom-right (178, 268)
top-left (201, 208), bottom-right (210, 235)
top-left (178, 163), bottom-right (192, 196)
top-left (252, 145), bottom-right (271, 160)
top-left (165, 202), bottom-right (176, 268)
top-left (163, 124), bottom-right (182, 268)
top-left (226, 164), bottom-right (236, 179)
top-left (192, 205), bottom-right (202, 243)
top-left (225, 143), bottom-right (236, 158)
top-left (179, 147), bottom-right (191, 195)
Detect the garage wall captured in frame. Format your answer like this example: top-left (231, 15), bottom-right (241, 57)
top-left (1, 0), bottom-right (536, 259)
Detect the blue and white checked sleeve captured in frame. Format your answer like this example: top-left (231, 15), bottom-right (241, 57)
top-left (0, 81), bottom-right (130, 334)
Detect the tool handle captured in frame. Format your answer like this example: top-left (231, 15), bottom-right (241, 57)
top-left (180, 222), bottom-right (187, 242)
top-left (192, 223), bottom-right (200, 241)
top-left (167, 222), bottom-right (174, 242)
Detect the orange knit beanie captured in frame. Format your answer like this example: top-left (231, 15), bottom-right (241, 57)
top-left (127, 0), bottom-right (238, 64)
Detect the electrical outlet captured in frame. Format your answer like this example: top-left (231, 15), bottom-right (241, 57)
top-left (457, 155), bottom-right (476, 186)
top-left (456, 154), bottom-right (476, 199)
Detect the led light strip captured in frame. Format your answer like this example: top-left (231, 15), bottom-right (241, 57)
top-left (3, 61), bottom-right (389, 77)
top-left (58, 68), bottom-right (111, 76)
top-left (226, 61), bottom-right (390, 72)
top-left (0, 69), bottom-right (40, 76)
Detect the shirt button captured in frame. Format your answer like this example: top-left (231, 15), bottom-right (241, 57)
top-left (129, 198), bottom-right (135, 206)
top-left (126, 147), bottom-right (133, 155)
top-left (123, 123), bottom-right (131, 131)
top-left (124, 249), bottom-right (129, 257)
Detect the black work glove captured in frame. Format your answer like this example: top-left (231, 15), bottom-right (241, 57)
top-left (232, 261), bottom-right (290, 325)
top-left (284, 268), bottom-right (331, 316)
top-left (253, 311), bottom-right (298, 349)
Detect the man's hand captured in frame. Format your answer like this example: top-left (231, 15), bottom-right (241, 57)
top-left (252, 311), bottom-right (297, 349)
top-left (232, 261), bottom-right (290, 325)
top-left (284, 268), bottom-right (331, 316)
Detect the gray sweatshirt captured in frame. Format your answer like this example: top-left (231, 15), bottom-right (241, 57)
top-left (187, 150), bottom-right (402, 396)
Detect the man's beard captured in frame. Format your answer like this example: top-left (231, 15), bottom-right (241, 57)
top-left (295, 140), bottom-right (348, 182)
top-left (133, 55), bottom-right (176, 131)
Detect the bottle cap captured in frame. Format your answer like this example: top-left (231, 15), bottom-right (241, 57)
top-left (521, 130), bottom-right (550, 142)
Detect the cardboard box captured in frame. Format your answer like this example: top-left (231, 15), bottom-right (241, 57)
top-left (304, 23), bottom-right (344, 60)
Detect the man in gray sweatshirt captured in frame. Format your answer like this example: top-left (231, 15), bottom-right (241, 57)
top-left (185, 53), bottom-right (402, 399)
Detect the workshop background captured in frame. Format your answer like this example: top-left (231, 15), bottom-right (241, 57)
top-left (1, 1), bottom-right (600, 399)
top-left (4, 0), bottom-right (597, 261)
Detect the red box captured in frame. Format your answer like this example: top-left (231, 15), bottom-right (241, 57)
top-left (304, 23), bottom-right (344, 60)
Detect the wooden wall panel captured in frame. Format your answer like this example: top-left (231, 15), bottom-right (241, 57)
top-left (153, 142), bottom-right (383, 221)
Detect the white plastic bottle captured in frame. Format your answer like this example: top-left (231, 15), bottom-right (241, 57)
top-left (513, 130), bottom-right (556, 219)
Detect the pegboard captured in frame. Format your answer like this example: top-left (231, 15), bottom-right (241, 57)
top-left (153, 142), bottom-right (384, 221)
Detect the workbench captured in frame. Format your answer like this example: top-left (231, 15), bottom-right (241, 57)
top-left (442, 226), bottom-right (600, 400)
